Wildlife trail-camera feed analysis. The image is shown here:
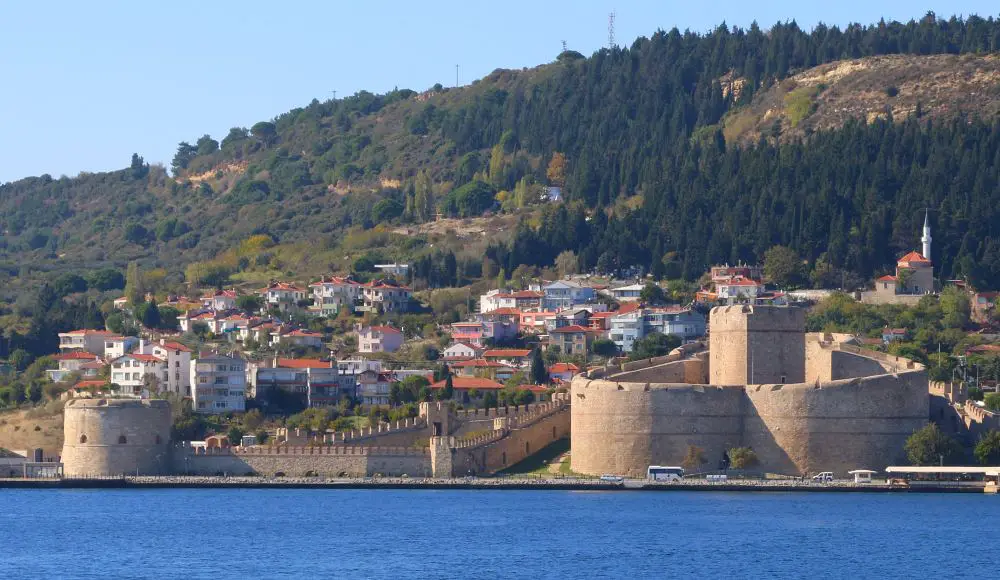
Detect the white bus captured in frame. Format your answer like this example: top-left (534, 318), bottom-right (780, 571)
top-left (647, 466), bottom-right (684, 481)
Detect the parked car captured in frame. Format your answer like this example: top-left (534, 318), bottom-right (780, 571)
top-left (812, 472), bottom-right (834, 482)
top-left (600, 474), bottom-right (624, 483)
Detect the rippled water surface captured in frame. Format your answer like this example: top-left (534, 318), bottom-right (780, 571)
top-left (0, 489), bottom-right (994, 579)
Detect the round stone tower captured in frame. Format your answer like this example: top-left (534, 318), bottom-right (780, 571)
top-left (61, 399), bottom-right (173, 477)
top-left (709, 305), bottom-right (806, 385)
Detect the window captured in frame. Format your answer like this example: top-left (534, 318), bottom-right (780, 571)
top-left (155, 435), bottom-right (162, 444)
top-left (199, 376), bottom-right (208, 384)
top-left (79, 434), bottom-right (88, 444)
top-left (214, 377), bottom-right (226, 385)
top-left (118, 435), bottom-right (127, 444)
top-left (175, 361), bottom-right (180, 368)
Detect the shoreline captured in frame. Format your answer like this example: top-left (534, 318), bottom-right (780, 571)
top-left (0, 477), bottom-right (988, 493)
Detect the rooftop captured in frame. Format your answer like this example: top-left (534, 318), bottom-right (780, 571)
top-left (276, 358), bottom-right (333, 369)
top-left (429, 376), bottom-right (504, 390)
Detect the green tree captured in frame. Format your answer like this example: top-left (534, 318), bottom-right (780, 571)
top-left (555, 250), bottom-right (579, 276)
top-left (939, 286), bottom-right (971, 329)
top-left (106, 312), bottom-right (126, 334)
top-left (237, 295), bottom-right (263, 312)
top-left (413, 169), bottom-right (435, 222)
top-left (591, 338), bottom-right (618, 358)
top-left (124, 261), bottom-right (144, 305)
top-left (255, 430), bottom-right (269, 445)
top-left (985, 393), bottom-right (1000, 412)
top-left (136, 302), bottom-right (161, 329)
top-left (171, 142), bottom-right (198, 173)
top-left (682, 445), bottom-right (707, 471)
top-left (728, 447), bottom-right (759, 470)
top-left (196, 134), bottom-right (219, 156)
top-left (482, 391), bottom-right (498, 409)
top-left (640, 282), bottom-right (667, 305)
top-left (437, 374), bottom-right (454, 401)
top-left (530, 348), bottom-right (547, 385)
top-left (763, 245), bottom-right (804, 288)
top-left (974, 430), bottom-right (1000, 465)
top-left (629, 333), bottom-right (681, 361)
top-left (250, 121), bottom-right (277, 148)
top-left (905, 423), bottom-right (962, 465)
top-left (227, 426), bottom-right (245, 446)
top-left (86, 268), bottom-right (125, 291)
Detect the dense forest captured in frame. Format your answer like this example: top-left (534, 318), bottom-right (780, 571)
top-left (2, 12), bottom-right (1000, 293)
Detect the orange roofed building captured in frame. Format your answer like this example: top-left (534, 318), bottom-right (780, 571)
top-left (862, 212), bottom-right (937, 305)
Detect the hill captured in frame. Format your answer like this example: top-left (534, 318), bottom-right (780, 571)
top-left (723, 53), bottom-right (1000, 144)
top-left (1, 13), bottom-right (1000, 306)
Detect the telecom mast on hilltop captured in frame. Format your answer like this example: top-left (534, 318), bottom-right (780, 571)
top-left (608, 11), bottom-right (616, 49)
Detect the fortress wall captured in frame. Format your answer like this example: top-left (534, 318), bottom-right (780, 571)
top-left (61, 399), bottom-right (172, 476)
top-left (605, 358), bottom-right (707, 384)
top-left (744, 370), bottom-right (928, 475)
top-left (829, 350), bottom-right (892, 379)
top-left (452, 407), bottom-right (571, 476)
top-left (710, 305), bottom-right (805, 385)
top-left (174, 447), bottom-right (431, 477)
top-left (804, 340), bottom-right (834, 382)
top-left (571, 379), bottom-right (744, 477)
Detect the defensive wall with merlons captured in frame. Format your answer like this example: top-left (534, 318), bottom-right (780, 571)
top-left (61, 395), bottom-right (571, 478)
top-left (571, 305), bottom-right (928, 477)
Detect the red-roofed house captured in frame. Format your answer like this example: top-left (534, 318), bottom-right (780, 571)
top-left (257, 282), bottom-right (306, 313)
top-left (142, 339), bottom-right (194, 396)
top-left (271, 328), bottom-right (325, 349)
top-left (430, 376), bottom-right (503, 392)
top-left (549, 325), bottom-right (593, 356)
top-left (309, 276), bottom-right (363, 316)
top-left (109, 354), bottom-right (166, 397)
top-left (716, 277), bottom-right (762, 300)
top-left (202, 289), bottom-right (239, 311)
top-left (358, 325), bottom-right (404, 354)
top-left (863, 215), bottom-right (937, 305)
top-left (483, 349), bottom-right (533, 368)
top-left (47, 351), bottom-right (103, 382)
top-left (361, 280), bottom-right (411, 313)
top-left (58, 329), bottom-right (119, 356)
top-left (549, 362), bottom-right (581, 382)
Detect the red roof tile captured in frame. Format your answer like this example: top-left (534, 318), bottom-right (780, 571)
top-left (429, 377), bottom-right (504, 390)
top-left (53, 351), bottom-right (100, 361)
top-left (549, 362), bottom-right (580, 373)
top-left (450, 359), bottom-right (504, 368)
top-left (364, 326), bottom-right (402, 335)
top-left (159, 341), bottom-right (192, 352)
top-left (483, 349), bottom-right (532, 358)
top-left (277, 358), bottom-right (333, 369)
top-left (876, 275), bottom-right (898, 282)
top-left (550, 325), bottom-right (590, 333)
top-left (484, 307), bottom-right (521, 316)
top-left (898, 251), bottom-right (930, 264)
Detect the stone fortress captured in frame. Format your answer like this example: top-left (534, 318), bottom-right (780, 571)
top-left (60, 394), bottom-right (570, 478)
top-left (571, 305), bottom-right (929, 477)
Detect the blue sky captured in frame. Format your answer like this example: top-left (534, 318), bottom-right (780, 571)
top-left (0, 1), bottom-right (996, 183)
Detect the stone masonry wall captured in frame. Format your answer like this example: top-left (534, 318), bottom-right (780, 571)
top-left (451, 406), bottom-right (571, 476)
top-left (173, 446), bottom-right (431, 477)
top-left (710, 305), bottom-right (805, 385)
top-left (572, 380), bottom-right (744, 477)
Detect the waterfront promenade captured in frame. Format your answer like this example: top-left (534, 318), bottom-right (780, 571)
top-left (0, 475), bottom-right (987, 492)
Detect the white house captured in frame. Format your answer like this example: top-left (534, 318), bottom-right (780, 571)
top-left (109, 354), bottom-right (166, 397)
top-left (716, 277), bottom-right (762, 300)
top-left (141, 339), bottom-right (193, 397)
top-left (201, 289), bottom-right (238, 311)
top-left (609, 307), bottom-right (707, 353)
top-left (442, 342), bottom-right (482, 361)
top-left (47, 351), bottom-right (103, 383)
top-left (103, 336), bottom-right (141, 359)
top-left (361, 280), bottom-right (411, 313)
top-left (191, 353), bottom-right (247, 414)
top-left (357, 369), bottom-right (393, 405)
top-left (358, 326), bottom-right (404, 354)
top-left (609, 284), bottom-right (645, 302)
top-left (271, 328), bottom-right (325, 349)
top-left (58, 330), bottom-right (119, 356)
top-left (542, 280), bottom-right (596, 310)
top-left (257, 282), bottom-right (306, 313)
top-left (309, 276), bottom-right (362, 316)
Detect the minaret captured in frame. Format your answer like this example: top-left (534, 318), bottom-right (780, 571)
top-left (921, 210), bottom-right (932, 261)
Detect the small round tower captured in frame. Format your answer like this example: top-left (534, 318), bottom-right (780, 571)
top-left (61, 399), bottom-right (172, 477)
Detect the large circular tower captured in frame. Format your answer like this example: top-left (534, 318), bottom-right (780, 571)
top-left (61, 399), bottom-right (172, 476)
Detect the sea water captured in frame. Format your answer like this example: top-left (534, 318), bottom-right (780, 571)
top-left (0, 489), bottom-right (993, 579)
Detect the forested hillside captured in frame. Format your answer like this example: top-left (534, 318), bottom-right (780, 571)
top-left (3, 12), bottom-right (1000, 298)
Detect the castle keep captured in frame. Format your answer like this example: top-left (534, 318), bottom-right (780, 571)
top-left (571, 305), bottom-right (928, 476)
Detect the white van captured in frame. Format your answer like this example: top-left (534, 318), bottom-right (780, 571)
top-left (812, 472), bottom-right (834, 482)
